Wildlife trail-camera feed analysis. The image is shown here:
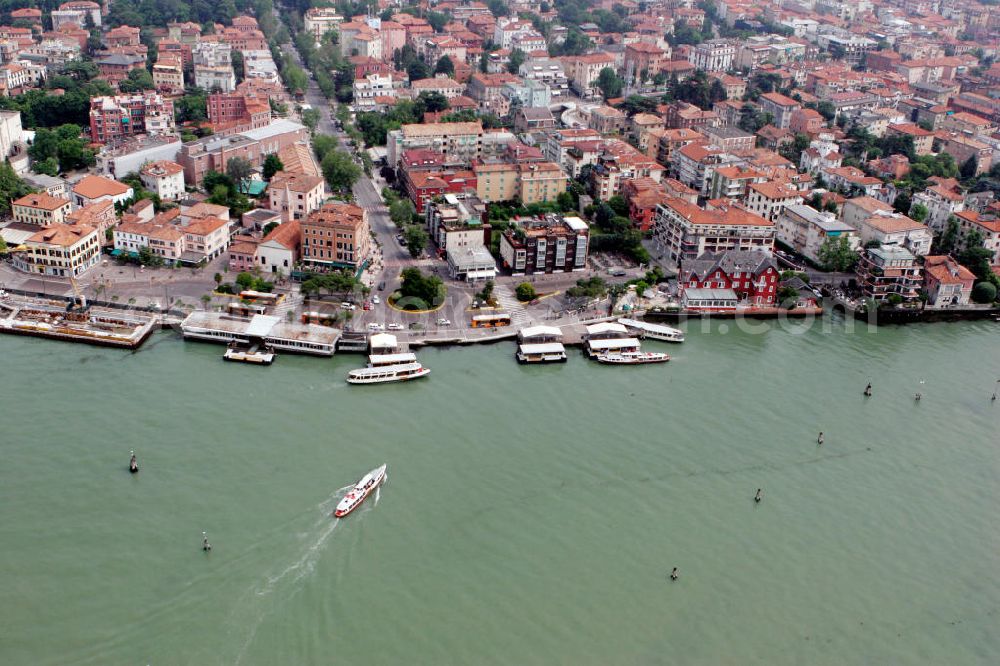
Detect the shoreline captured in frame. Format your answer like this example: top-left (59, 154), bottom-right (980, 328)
top-left (3, 288), bottom-right (998, 354)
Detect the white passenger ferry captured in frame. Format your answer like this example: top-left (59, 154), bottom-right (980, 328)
top-left (334, 465), bottom-right (387, 517)
top-left (347, 362), bottom-right (430, 384)
top-left (595, 350), bottom-right (670, 365)
top-left (618, 318), bottom-right (685, 343)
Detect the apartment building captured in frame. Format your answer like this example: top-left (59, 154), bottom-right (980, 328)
top-left (300, 202), bottom-right (372, 270)
top-left (653, 198), bottom-right (775, 262)
top-left (499, 215), bottom-right (589, 275)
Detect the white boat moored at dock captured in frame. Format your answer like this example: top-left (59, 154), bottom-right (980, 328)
top-left (595, 350), bottom-right (670, 364)
top-left (618, 318), bottom-right (684, 342)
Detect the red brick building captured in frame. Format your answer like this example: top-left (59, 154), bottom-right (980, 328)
top-left (402, 170), bottom-right (477, 212)
top-left (89, 92), bottom-right (175, 145)
top-left (206, 92), bottom-right (271, 135)
top-left (678, 250), bottom-right (780, 307)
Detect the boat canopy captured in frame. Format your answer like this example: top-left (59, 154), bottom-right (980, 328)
top-left (369, 352), bottom-right (417, 365)
top-left (349, 362), bottom-right (423, 376)
top-left (518, 342), bottom-right (566, 354)
top-left (518, 325), bottom-right (562, 341)
top-left (587, 337), bottom-right (641, 350)
top-left (618, 318), bottom-right (684, 336)
top-left (586, 322), bottom-right (628, 336)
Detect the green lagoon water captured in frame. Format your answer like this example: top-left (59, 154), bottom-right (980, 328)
top-left (1, 316), bottom-right (999, 665)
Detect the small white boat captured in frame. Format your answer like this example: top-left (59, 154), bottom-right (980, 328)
top-left (334, 464), bottom-right (387, 517)
top-left (618, 318), bottom-right (684, 342)
top-left (595, 350), bottom-right (670, 365)
top-left (223, 342), bottom-right (275, 365)
top-left (347, 362), bottom-right (430, 384)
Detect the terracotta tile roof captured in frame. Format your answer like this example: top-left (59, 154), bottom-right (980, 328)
top-left (185, 202), bottom-right (229, 219)
top-left (14, 193), bottom-right (72, 210)
top-left (28, 223), bottom-right (96, 246)
top-left (863, 212), bottom-right (925, 233)
top-left (269, 171), bottom-right (324, 193)
top-left (184, 215), bottom-right (229, 236)
top-left (924, 256), bottom-right (975, 284)
top-left (261, 219), bottom-right (300, 249)
top-left (140, 160), bottom-right (184, 177)
top-left (662, 197), bottom-right (773, 227)
top-left (73, 175), bottom-right (131, 199)
top-left (402, 121), bottom-right (481, 137)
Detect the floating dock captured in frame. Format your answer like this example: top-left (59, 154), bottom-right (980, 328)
top-left (516, 325), bottom-right (567, 363)
top-left (0, 296), bottom-right (156, 349)
top-left (181, 312), bottom-right (340, 356)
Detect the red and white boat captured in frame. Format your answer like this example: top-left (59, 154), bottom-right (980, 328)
top-left (334, 464), bottom-right (387, 517)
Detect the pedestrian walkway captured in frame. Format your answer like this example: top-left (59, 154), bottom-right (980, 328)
top-left (271, 291), bottom-right (301, 320)
top-left (494, 284), bottom-right (530, 326)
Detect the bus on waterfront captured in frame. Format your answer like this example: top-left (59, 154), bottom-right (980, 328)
top-left (301, 311), bottom-right (338, 326)
top-left (471, 313), bottom-right (512, 328)
top-left (227, 301), bottom-right (267, 317)
top-left (239, 290), bottom-right (279, 305)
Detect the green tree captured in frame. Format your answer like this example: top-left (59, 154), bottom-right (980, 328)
top-left (596, 67), bottom-right (624, 100)
top-left (232, 50), bottom-right (244, 84)
top-left (283, 64), bottom-right (308, 95)
top-left (404, 225), bottom-right (428, 258)
top-left (225, 156), bottom-right (254, 193)
top-left (398, 267), bottom-right (444, 308)
top-left (434, 55), bottom-right (454, 76)
top-left (507, 48), bottom-right (526, 75)
top-left (960, 155), bottom-right (978, 180)
top-left (608, 194), bottom-right (628, 216)
top-left (515, 282), bottom-right (537, 301)
top-left (301, 107), bottom-right (320, 134)
top-left (816, 235), bottom-right (859, 272)
top-left (957, 230), bottom-right (997, 281)
top-left (893, 193), bottom-right (912, 215)
top-left (934, 216), bottom-right (960, 255)
top-left (0, 162), bottom-right (31, 216)
top-left (390, 199), bottom-right (416, 227)
top-left (321, 149), bottom-right (361, 192)
top-left (236, 272), bottom-right (256, 290)
top-left (426, 10), bottom-right (448, 32)
top-left (263, 153), bottom-right (284, 180)
top-left (175, 90), bottom-right (208, 123)
top-left (118, 67), bottom-right (154, 93)
top-left (477, 279), bottom-right (495, 302)
top-left (910, 203), bottom-right (928, 222)
top-left (971, 281), bottom-right (997, 303)
top-left (407, 60), bottom-right (431, 81)
top-left (417, 91), bottom-right (449, 113)
top-left (34, 157), bottom-right (59, 176)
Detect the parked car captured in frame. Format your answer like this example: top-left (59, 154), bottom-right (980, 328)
top-left (437, 318), bottom-right (451, 326)
top-left (387, 323), bottom-right (404, 330)
top-left (378, 282), bottom-right (386, 291)
top-left (368, 322), bottom-right (384, 331)
top-left (363, 302), bottom-right (372, 310)
top-left (372, 295), bottom-right (380, 304)
top-left (341, 302), bottom-right (356, 310)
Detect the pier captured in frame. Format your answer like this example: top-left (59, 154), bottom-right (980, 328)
top-left (0, 294), bottom-right (156, 349)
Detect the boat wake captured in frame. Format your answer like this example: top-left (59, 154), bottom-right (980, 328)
top-left (229, 485), bottom-right (355, 664)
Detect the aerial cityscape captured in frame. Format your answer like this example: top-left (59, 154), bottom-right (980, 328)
top-left (0, 0), bottom-right (998, 663)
